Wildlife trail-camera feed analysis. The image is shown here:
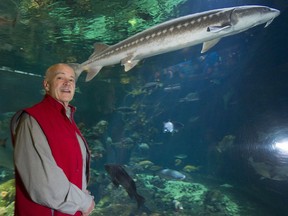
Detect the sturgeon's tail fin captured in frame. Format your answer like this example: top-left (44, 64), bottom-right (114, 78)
top-left (68, 63), bottom-right (102, 82)
top-left (86, 66), bottom-right (103, 81)
top-left (68, 63), bottom-right (82, 81)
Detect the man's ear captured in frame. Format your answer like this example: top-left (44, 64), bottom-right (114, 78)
top-left (43, 80), bottom-right (50, 92)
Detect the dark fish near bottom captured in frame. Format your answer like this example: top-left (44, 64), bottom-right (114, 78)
top-left (104, 164), bottom-right (145, 208)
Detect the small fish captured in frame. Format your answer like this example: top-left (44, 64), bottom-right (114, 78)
top-left (163, 121), bottom-right (174, 133)
top-left (115, 106), bottom-right (136, 114)
top-left (163, 121), bottom-right (184, 133)
top-left (137, 160), bottom-right (154, 169)
top-left (158, 168), bottom-right (186, 180)
top-left (179, 92), bottom-right (199, 102)
top-left (142, 81), bottom-right (162, 91)
top-left (183, 165), bottom-right (200, 173)
top-left (174, 154), bottom-right (188, 159)
top-left (104, 164), bottom-right (145, 208)
top-left (163, 84), bottom-right (181, 92)
top-left (220, 183), bottom-right (234, 188)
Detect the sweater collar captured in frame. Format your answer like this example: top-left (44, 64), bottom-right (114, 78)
top-left (44, 94), bottom-right (76, 115)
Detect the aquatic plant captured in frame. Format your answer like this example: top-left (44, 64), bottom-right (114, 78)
top-left (91, 120), bottom-right (109, 138)
top-left (0, 179), bottom-right (15, 214)
top-left (203, 189), bottom-right (239, 215)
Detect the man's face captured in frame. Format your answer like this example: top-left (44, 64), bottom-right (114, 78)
top-left (44, 65), bottom-right (76, 107)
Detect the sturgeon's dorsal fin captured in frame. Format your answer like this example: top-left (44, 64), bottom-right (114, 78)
top-left (201, 38), bottom-right (221, 53)
top-left (94, 43), bottom-right (110, 52)
top-left (88, 43), bottom-right (110, 59)
top-left (92, 43), bottom-right (110, 55)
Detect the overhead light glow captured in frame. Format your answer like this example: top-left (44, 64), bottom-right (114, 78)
top-left (275, 141), bottom-right (288, 153)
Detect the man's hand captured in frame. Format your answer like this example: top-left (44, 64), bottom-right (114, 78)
top-left (82, 190), bottom-right (95, 216)
top-left (82, 199), bottom-right (95, 216)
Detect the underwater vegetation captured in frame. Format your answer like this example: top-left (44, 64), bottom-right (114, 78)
top-left (0, 179), bottom-right (15, 215)
top-left (90, 172), bottom-right (262, 216)
top-left (0, 112), bottom-right (15, 178)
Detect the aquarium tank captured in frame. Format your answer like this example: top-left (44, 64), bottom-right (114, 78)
top-left (0, 0), bottom-right (288, 215)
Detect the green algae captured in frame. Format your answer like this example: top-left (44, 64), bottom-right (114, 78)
top-left (0, 179), bottom-right (15, 216)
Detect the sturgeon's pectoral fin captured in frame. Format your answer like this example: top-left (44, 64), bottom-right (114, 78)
top-left (86, 66), bottom-right (103, 81)
top-left (207, 24), bottom-right (231, 33)
top-left (201, 38), bottom-right (221, 53)
top-left (121, 56), bottom-right (140, 72)
top-left (264, 18), bottom-right (274, 28)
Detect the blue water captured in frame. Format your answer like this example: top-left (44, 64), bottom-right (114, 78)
top-left (0, 0), bottom-right (288, 215)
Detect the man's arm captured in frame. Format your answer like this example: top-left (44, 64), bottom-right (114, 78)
top-left (13, 112), bottom-right (93, 214)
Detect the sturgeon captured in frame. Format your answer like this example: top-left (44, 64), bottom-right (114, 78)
top-left (73, 5), bottom-right (280, 81)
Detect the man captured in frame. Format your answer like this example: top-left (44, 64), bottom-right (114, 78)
top-left (10, 63), bottom-right (95, 216)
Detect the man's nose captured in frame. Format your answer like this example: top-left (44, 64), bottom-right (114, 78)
top-left (63, 79), bottom-right (71, 85)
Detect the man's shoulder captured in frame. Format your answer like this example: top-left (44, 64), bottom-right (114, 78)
top-left (12, 110), bottom-right (32, 124)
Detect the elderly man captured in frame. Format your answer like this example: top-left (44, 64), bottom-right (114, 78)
top-left (11, 63), bottom-right (95, 216)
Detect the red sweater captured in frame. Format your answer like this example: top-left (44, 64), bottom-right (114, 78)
top-left (13, 95), bottom-right (90, 216)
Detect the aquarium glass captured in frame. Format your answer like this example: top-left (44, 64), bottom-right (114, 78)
top-left (0, 0), bottom-right (288, 215)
